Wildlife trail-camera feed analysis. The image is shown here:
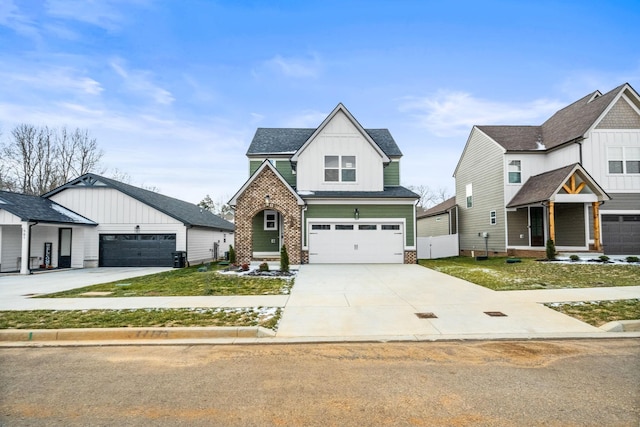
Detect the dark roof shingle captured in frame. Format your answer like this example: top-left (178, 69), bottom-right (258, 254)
top-left (44, 174), bottom-right (234, 231)
top-left (299, 186), bottom-right (419, 200)
top-left (0, 191), bottom-right (96, 225)
top-left (247, 128), bottom-right (403, 157)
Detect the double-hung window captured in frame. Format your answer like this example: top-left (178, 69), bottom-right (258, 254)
top-left (264, 210), bottom-right (277, 230)
top-left (608, 147), bottom-right (640, 174)
top-left (324, 155), bottom-right (356, 182)
top-left (466, 183), bottom-right (473, 208)
top-left (508, 160), bottom-right (521, 183)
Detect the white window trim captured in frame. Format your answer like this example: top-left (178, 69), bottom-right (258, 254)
top-left (608, 146), bottom-right (640, 175)
top-left (324, 155), bottom-right (357, 183)
top-left (466, 183), bottom-right (473, 208)
top-left (508, 160), bottom-right (522, 184)
top-left (264, 210), bottom-right (277, 231)
top-left (490, 210), bottom-right (497, 225)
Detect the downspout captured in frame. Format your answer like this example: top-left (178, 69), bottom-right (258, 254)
top-left (27, 221), bottom-right (38, 275)
top-left (185, 224), bottom-right (191, 267)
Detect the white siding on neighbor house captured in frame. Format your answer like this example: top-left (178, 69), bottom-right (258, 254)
top-left (187, 228), bottom-right (234, 264)
top-left (49, 188), bottom-right (187, 264)
top-left (296, 111), bottom-right (385, 192)
top-left (456, 129), bottom-right (506, 253)
top-left (0, 226), bottom-right (21, 272)
top-left (417, 214), bottom-right (450, 237)
top-left (584, 130), bottom-right (640, 192)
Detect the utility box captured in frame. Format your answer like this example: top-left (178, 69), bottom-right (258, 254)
top-left (172, 251), bottom-right (187, 268)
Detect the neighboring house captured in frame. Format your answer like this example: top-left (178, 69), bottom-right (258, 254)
top-left (43, 173), bottom-right (234, 268)
top-left (416, 197), bottom-right (459, 259)
top-left (0, 191), bottom-right (96, 273)
top-left (416, 197), bottom-right (457, 237)
top-left (229, 103), bottom-right (419, 264)
top-left (454, 83), bottom-right (640, 257)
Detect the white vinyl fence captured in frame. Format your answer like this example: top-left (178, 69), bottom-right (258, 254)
top-left (417, 234), bottom-right (459, 259)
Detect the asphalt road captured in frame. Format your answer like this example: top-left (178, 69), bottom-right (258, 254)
top-left (1, 339), bottom-right (639, 426)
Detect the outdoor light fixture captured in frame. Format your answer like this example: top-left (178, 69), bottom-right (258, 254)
top-left (135, 225), bottom-right (140, 233)
top-left (265, 195), bottom-right (270, 206)
top-left (354, 208), bottom-right (359, 220)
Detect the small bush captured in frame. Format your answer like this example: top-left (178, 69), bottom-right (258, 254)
top-left (569, 255), bottom-right (580, 262)
top-left (241, 263), bottom-right (250, 271)
top-left (546, 239), bottom-right (557, 260)
top-left (626, 256), bottom-right (639, 263)
top-left (280, 244), bottom-right (290, 273)
top-left (259, 262), bottom-right (269, 272)
top-left (228, 245), bottom-right (236, 264)
top-left (599, 255), bottom-right (610, 263)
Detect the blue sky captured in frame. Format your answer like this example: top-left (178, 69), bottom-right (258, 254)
top-left (1, 0), bottom-right (639, 204)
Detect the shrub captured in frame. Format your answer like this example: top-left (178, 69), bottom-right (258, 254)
top-left (280, 244), bottom-right (290, 273)
top-left (546, 239), bottom-right (557, 260)
top-left (228, 245), bottom-right (236, 264)
top-left (241, 263), bottom-right (250, 271)
top-left (599, 255), bottom-right (610, 263)
top-left (569, 255), bottom-right (580, 262)
top-left (259, 262), bottom-right (269, 272)
top-left (626, 256), bottom-right (639, 263)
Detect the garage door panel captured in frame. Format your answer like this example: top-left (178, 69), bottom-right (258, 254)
top-left (99, 234), bottom-right (176, 267)
top-left (602, 215), bottom-right (640, 255)
top-left (308, 222), bottom-right (404, 264)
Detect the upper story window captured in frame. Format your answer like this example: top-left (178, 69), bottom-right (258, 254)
top-left (466, 183), bottom-right (473, 208)
top-left (508, 160), bottom-right (521, 183)
top-left (490, 210), bottom-right (497, 225)
top-left (608, 147), bottom-right (640, 174)
top-left (324, 155), bottom-right (356, 182)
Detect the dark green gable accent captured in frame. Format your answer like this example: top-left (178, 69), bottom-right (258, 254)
top-left (384, 161), bottom-right (400, 186)
top-left (249, 160), bottom-right (296, 187)
top-left (305, 204), bottom-right (415, 246)
top-left (252, 211), bottom-right (279, 252)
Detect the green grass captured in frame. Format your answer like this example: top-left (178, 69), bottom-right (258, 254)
top-left (39, 265), bottom-right (294, 298)
top-left (419, 257), bottom-right (640, 291)
top-left (0, 308), bottom-right (282, 330)
top-left (546, 299), bottom-right (640, 327)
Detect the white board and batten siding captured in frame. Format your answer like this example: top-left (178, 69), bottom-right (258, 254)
top-left (49, 188), bottom-right (187, 265)
top-left (584, 130), bottom-right (640, 192)
top-left (296, 111), bottom-right (385, 192)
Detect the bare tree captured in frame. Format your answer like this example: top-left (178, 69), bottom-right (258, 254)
top-left (1, 124), bottom-right (104, 195)
top-left (109, 168), bottom-right (160, 193)
top-left (199, 194), bottom-right (233, 220)
top-left (407, 184), bottom-right (451, 210)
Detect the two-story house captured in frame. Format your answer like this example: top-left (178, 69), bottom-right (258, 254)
top-left (229, 103), bottom-right (419, 265)
top-left (454, 83), bottom-right (640, 257)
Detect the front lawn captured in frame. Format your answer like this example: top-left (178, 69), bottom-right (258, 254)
top-left (419, 257), bottom-right (640, 291)
top-left (0, 307), bottom-right (282, 330)
top-left (39, 265), bottom-right (294, 298)
top-left (546, 300), bottom-right (640, 327)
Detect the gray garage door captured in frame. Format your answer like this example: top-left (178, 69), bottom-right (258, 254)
top-left (602, 215), bottom-right (640, 255)
top-left (99, 234), bottom-right (176, 267)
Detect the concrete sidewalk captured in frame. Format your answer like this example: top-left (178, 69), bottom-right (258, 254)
top-left (1, 264), bottom-right (639, 344)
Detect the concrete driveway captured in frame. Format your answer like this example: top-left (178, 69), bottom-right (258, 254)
top-left (275, 264), bottom-right (607, 338)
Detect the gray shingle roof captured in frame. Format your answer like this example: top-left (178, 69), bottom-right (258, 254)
top-left (417, 197), bottom-right (456, 218)
top-left (299, 186), bottom-right (419, 200)
top-left (506, 164), bottom-right (576, 208)
top-left (44, 174), bottom-right (234, 231)
top-left (247, 128), bottom-right (403, 157)
top-left (0, 191), bottom-right (96, 225)
top-left (478, 83), bottom-right (629, 151)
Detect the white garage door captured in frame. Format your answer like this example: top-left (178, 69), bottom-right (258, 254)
top-left (308, 222), bottom-right (404, 263)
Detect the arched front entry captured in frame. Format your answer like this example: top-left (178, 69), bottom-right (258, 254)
top-left (232, 164), bottom-right (304, 265)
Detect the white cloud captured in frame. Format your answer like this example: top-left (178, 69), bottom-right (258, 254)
top-left (399, 90), bottom-right (564, 137)
top-left (110, 59), bottom-right (175, 105)
top-left (281, 110), bottom-right (327, 128)
top-left (262, 54), bottom-right (322, 78)
top-left (0, 0), bottom-right (40, 40)
top-left (0, 66), bottom-right (103, 96)
top-left (45, 0), bottom-right (152, 31)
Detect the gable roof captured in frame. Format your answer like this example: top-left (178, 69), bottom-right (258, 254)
top-left (44, 174), bottom-right (234, 231)
top-left (247, 105), bottom-right (402, 158)
top-left (0, 191), bottom-right (96, 225)
top-left (477, 83), bottom-right (637, 151)
top-left (228, 160), bottom-right (305, 206)
top-left (506, 163), bottom-right (610, 208)
top-left (417, 197), bottom-right (456, 219)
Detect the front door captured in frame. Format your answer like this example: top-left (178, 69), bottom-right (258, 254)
top-left (530, 207), bottom-right (544, 247)
top-left (58, 228), bottom-right (72, 268)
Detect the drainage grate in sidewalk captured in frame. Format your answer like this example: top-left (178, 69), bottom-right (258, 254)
top-left (415, 312), bottom-right (438, 319)
top-left (484, 311), bottom-right (507, 317)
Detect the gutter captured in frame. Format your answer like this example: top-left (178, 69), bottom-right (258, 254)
top-left (27, 221), bottom-right (38, 275)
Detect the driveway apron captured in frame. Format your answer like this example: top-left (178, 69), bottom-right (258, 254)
top-left (275, 264), bottom-right (603, 338)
